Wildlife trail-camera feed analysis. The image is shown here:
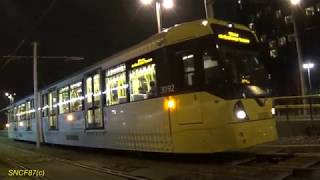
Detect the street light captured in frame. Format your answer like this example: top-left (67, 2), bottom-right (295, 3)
top-left (5, 92), bottom-right (16, 104)
top-left (303, 62), bottom-right (314, 92)
top-left (289, 0), bottom-right (306, 96)
top-left (140, 0), bottom-right (174, 33)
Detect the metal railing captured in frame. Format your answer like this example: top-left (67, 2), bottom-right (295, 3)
top-left (273, 95), bottom-right (320, 121)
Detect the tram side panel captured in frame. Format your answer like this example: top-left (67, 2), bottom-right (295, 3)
top-left (8, 122), bottom-right (17, 139)
top-left (14, 119), bottom-right (37, 142)
top-left (105, 97), bottom-right (173, 152)
top-left (43, 98), bottom-right (173, 152)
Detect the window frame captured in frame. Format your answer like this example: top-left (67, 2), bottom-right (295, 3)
top-left (70, 81), bottom-right (84, 112)
top-left (58, 86), bottom-right (70, 115)
top-left (84, 70), bottom-right (104, 130)
top-left (128, 61), bottom-right (158, 102)
top-left (48, 90), bottom-right (59, 130)
top-left (105, 64), bottom-right (128, 106)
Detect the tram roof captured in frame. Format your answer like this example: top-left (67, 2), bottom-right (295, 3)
top-left (5, 18), bottom-right (252, 107)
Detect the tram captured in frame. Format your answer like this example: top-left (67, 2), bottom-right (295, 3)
top-left (4, 18), bottom-right (277, 153)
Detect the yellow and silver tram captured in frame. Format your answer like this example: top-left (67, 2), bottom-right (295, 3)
top-left (4, 18), bottom-right (277, 153)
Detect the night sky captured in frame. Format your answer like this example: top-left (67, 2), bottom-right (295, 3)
top-left (0, 0), bottom-right (206, 110)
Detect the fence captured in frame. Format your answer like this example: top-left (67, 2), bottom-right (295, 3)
top-left (273, 96), bottom-right (320, 137)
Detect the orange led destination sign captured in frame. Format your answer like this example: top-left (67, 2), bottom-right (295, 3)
top-left (131, 58), bottom-right (153, 68)
top-left (218, 31), bottom-right (251, 44)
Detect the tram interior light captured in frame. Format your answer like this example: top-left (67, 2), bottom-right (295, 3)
top-left (202, 20), bottom-right (209, 26)
top-left (67, 114), bottom-right (74, 121)
top-left (140, 0), bottom-right (153, 5)
top-left (19, 122), bottom-right (24, 127)
top-left (162, 0), bottom-right (174, 9)
top-left (272, 108), bottom-right (276, 115)
top-left (290, 0), bottom-right (300, 5)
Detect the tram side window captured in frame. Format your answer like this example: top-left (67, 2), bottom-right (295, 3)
top-left (13, 107), bottom-right (17, 122)
top-left (48, 91), bottom-right (58, 130)
top-left (26, 101), bottom-right (31, 130)
top-left (42, 94), bottom-right (49, 117)
top-left (181, 54), bottom-right (196, 86)
top-left (93, 74), bottom-right (101, 107)
top-left (70, 82), bottom-right (83, 112)
top-left (59, 86), bottom-right (70, 114)
top-left (49, 91), bottom-right (58, 129)
top-left (129, 64), bottom-right (157, 102)
top-left (26, 101), bottom-right (31, 120)
top-left (19, 104), bottom-right (26, 121)
top-left (30, 99), bottom-right (35, 119)
top-left (85, 73), bottom-right (103, 129)
top-left (105, 64), bottom-right (127, 106)
top-left (203, 50), bottom-right (221, 86)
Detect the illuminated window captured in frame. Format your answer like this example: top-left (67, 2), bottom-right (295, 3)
top-left (305, 6), bottom-right (315, 16)
top-left (30, 100), bottom-right (35, 119)
top-left (42, 94), bottom-right (49, 117)
top-left (86, 77), bottom-right (93, 107)
top-left (278, 36), bottom-right (287, 47)
top-left (70, 82), bottom-right (83, 112)
top-left (284, 16), bottom-right (292, 24)
top-left (203, 51), bottom-right (221, 86)
top-left (260, 34), bottom-right (267, 43)
top-left (85, 73), bottom-right (103, 129)
top-left (106, 65), bottom-right (127, 106)
top-left (19, 104), bottom-right (26, 121)
top-left (59, 86), bottom-right (70, 114)
top-left (48, 91), bottom-right (58, 130)
top-left (182, 54), bottom-right (195, 86)
top-left (129, 64), bottom-right (157, 101)
top-left (249, 23), bottom-right (254, 30)
top-left (14, 107), bottom-right (17, 122)
top-left (93, 74), bottom-right (101, 107)
top-left (275, 10), bottom-right (282, 19)
top-left (269, 40), bottom-right (276, 48)
top-left (26, 101), bottom-right (31, 120)
top-left (26, 101), bottom-right (31, 130)
top-left (270, 49), bottom-right (278, 58)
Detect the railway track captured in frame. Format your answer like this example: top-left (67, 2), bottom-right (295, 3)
top-left (0, 139), bottom-right (149, 180)
top-left (2, 137), bottom-right (320, 179)
top-left (1, 157), bottom-right (50, 180)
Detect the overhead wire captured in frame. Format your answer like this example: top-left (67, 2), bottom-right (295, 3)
top-left (1, 0), bottom-right (58, 69)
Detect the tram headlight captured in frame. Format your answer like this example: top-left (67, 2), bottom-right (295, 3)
top-left (5, 123), bottom-right (10, 128)
top-left (236, 110), bottom-right (247, 120)
top-left (234, 101), bottom-right (248, 120)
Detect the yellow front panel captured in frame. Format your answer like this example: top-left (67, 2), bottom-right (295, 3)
top-left (169, 92), bottom-right (278, 153)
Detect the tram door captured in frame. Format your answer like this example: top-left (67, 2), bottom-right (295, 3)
top-left (85, 73), bottom-right (104, 129)
top-left (174, 50), bottom-right (203, 125)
